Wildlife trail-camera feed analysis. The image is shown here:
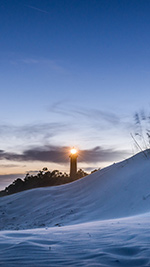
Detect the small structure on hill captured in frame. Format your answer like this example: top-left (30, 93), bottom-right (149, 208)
top-left (70, 148), bottom-right (78, 180)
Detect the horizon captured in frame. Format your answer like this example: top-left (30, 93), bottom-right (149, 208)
top-left (1, 0), bottom-right (150, 189)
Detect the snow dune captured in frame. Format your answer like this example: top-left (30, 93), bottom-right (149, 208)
top-left (1, 150), bottom-right (150, 230)
top-left (1, 150), bottom-right (150, 266)
top-left (1, 215), bottom-right (150, 266)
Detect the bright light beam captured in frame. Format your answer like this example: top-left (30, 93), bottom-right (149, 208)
top-left (70, 148), bottom-right (77, 155)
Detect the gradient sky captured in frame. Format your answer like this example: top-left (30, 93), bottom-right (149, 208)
top-left (1, 0), bottom-right (150, 189)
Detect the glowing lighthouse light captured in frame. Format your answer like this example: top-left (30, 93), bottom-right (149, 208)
top-left (70, 148), bottom-right (77, 155)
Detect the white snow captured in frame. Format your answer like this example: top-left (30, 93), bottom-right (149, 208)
top-left (1, 150), bottom-right (150, 266)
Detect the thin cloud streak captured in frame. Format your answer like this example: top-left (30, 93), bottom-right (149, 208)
top-left (0, 164), bottom-right (21, 168)
top-left (49, 102), bottom-right (133, 133)
top-left (9, 57), bottom-right (67, 74)
top-left (74, 108), bottom-right (120, 125)
top-left (49, 103), bottom-right (121, 126)
top-left (25, 5), bottom-right (50, 14)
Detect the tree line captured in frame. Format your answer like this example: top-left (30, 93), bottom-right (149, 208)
top-left (0, 168), bottom-right (98, 197)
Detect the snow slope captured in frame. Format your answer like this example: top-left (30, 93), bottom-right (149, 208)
top-left (1, 150), bottom-right (150, 230)
top-left (1, 150), bottom-right (150, 266)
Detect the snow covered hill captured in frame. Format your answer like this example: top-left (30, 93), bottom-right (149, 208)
top-left (1, 150), bottom-right (150, 230)
top-left (1, 150), bottom-right (150, 266)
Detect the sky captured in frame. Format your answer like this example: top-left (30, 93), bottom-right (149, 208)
top-left (1, 0), bottom-right (150, 189)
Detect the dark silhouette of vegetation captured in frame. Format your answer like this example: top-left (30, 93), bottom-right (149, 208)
top-left (133, 110), bottom-right (150, 151)
top-left (0, 167), bottom-right (95, 197)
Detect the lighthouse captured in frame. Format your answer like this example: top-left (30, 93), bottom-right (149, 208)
top-left (70, 148), bottom-right (78, 180)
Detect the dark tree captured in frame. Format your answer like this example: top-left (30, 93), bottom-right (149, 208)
top-left (0, 168), bottom-right (90, 197)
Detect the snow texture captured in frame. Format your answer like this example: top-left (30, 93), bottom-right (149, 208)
top-left (1, 150), bottom-right (150, 266)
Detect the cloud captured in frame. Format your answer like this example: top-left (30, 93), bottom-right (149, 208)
top-left (79, 146), bottom-right (129, 163)
top-left (21, 58), bottom-right (39, 64)
top-left (0, 122), bottom-right (68, 140)
top-left (25, 5), bottom-right (50, 14)
top-left (0, 164), bottom-right (21, 168)
top-left (74, 108), bottom-right (120, 126)
top-left (9, 57), bottom-right (67, 74)
top-left (49, 102), bottom-right (133, 136)
top-left (49, 103), bottom-right (121, 126)
top-left (0, 146), bottom-right (68, 163)
top-left (0, 145), bottom-right (129, 164)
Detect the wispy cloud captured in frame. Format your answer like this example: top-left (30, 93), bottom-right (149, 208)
top-left (48, 101), bottom-right (130, 129)
top-left (0, 122), bottom-right (70, 153)
top-left (49, 103), bottom-right (123, 126)
top-left (0, 122), bottom-right (68, 140)
top-left (9, 57), bottom-right (67, 74)
top-left (20, 58), bottom-right (39, 64)
top-left (25, 5), bottom-right (50, 14)
top-left (0, 164), bottom-right (22, 168)
top-left (0, 145), bottom-right (128, 164)
top-left (49, 102), bottom-right (133, 133)
top-left (74, 108), bottom-right (120, 125)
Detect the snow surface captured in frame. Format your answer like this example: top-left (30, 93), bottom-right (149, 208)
top-left (1, 150), bottom-right (150, 266)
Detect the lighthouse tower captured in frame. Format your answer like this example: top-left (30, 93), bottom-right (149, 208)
top-left (70, 148), bottom-right (78, 180)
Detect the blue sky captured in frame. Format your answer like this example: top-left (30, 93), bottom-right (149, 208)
top-left (1, 0), bottom-right (150, 189)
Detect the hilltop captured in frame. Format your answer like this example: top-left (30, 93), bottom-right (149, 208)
top-left (1, 149), bottom-right (150, 230)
